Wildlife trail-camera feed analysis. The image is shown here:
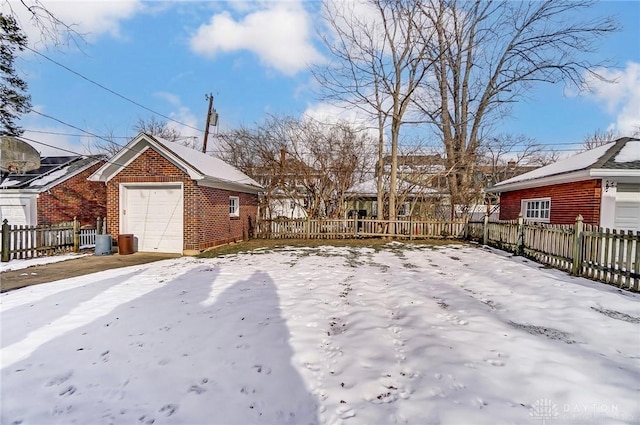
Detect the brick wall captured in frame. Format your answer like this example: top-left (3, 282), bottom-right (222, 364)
top-left (106, 147), bottom-right (259, 253)
top-left (37, 162), bottom-right (106, 226)
top-left (499, 179), bottom-right (601, 225)
top-left (192, 187), bottom-right (259, 251)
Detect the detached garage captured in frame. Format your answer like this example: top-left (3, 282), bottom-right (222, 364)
top-left (487, 137), bottom-right (640, 231)
top-left (120, 183), bottom-right (184, 254)
top-left (89, 133), bottom-right (262, 254)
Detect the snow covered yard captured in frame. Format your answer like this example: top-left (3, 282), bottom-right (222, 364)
top-left (1, 243), bottom-right (638, 425)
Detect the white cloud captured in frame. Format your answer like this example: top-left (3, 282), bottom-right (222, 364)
top-left (586, 62), bottom-right (640, 135)
top-left (304, 101), bottom-right (373, 127)
top-left (2, 0), bottom-right (143, 47)
top-left (189, 2), bottom-right (322, 75)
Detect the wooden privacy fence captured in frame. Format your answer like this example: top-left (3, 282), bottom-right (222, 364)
top-left (468, 214), bottom-right (639, 292)
top-left (256, 217), bottom-right (467, 240)
top-left (1, 217), bottom-right (106, 262)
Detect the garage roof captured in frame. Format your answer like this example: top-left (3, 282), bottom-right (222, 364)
top-left (88, 133), bottom-right (263, 193)
top-left (487, 137), bottom-right (640, 193)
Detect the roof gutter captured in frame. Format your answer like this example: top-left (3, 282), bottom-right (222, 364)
top-left (486, 170), bottom-right (592, 193)
top-left (197, 177), bottom-right (263, 194)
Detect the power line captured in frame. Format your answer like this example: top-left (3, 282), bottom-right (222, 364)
top-left (25, 129), bottom-right (132, 138)
top-left (29, 110), bottom-right (117, 144)
top-left (26, 46), bottom-right (204, 134)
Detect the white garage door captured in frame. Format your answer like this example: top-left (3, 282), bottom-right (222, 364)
top-left (614, 185), bottom-right (640, 231)
top-left (0, 205), bottom-right (28, 226)
top-left (121, 184), bottom-right (184, 253)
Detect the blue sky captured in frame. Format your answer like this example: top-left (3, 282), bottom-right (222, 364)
top-left (5, 0), bottom-right (640, 157)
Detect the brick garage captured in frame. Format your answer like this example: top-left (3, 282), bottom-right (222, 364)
top-left (498, 179), bottom-right (601, 225)
top-left (487, 138), bottom-right (640, 230)
top-left (89, 133), bottom-right (261, 254)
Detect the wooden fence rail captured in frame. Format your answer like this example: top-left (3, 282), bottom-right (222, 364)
top-left (467, 214), bottom-right (639, 291)
top-left (1, 217), bottom-right (106, 262)
top-left (256, 218), bottom-right (468, 240)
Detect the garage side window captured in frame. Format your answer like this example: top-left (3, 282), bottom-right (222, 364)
top-left (522, 198), bottom-right (550, 222)
top-left (229, 196), bottom-right (240, 217)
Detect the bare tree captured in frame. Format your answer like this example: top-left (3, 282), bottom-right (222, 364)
top-left (217, 115), bottom-right (374, 219)
top-left (133, 116), bottom-right (192, 144)
top-left (2, 0), bottom-right (84, 47)
top-left (415, 0), bottom-right (617, 218)
top-left (313, 0), bottom-right (436, 224)
top-left (579, 128), bottom-right (640, 152)
top-left (90, 117), bottom-right (190, 156)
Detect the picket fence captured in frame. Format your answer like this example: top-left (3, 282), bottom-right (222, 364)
top-left (467, 215), bottom-right (639, 291)
top-left (256, 217), bottom-right (467, 240)
top-left (1, 217), bottom-right (106, 262)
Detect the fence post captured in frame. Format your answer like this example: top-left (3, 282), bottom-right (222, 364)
top-left (1, 219), bottom-right (9, 262)
top-left (572, 214), bottom-right (584, 276)
top-left (482, 214), bottom-right (489, 246)
top-left (517, 213), bottom-right (524, 255)
top-left (97, 217), bottom-right (103, 235)
top-left (73, 217), bottom-right (80, 252)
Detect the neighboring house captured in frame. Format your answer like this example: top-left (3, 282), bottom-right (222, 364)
top-left (344, 178), bottom-right (442, 219)
top-left (0, 156), bottom-right (106, 226)
top-left (247, 154), bottom-right (314, 220)
top-left (345, 154), bottom-right (536, 220)
top-left (486, 137), bottom-right (640, 230)
top-left (268, 188), bottom-right (308, 219)
top-left (88, 133), bottom-right (262, 254)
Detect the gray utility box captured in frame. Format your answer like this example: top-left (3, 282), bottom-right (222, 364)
top-left (95, 234), bottom-right (113, 256)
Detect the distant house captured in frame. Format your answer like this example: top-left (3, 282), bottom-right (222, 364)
top-left (0, 156), bottom-right (106, 226)
top-left (344, 178), bottom-right (443, 219)
top-left (345, 154), bottom-right (535, 220)
top-left (486, 137), bottom-right (640, 230)
top-left (246, 152), bottom-right (314, 220)
top-left (88, 133), bottom-right (263, 254)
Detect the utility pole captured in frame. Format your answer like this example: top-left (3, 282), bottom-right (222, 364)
top-left (202, 93), bottom-right (218, 154)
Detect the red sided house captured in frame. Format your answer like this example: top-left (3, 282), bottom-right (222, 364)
top-left (486, 137), bottom-right (640, 231)
top-left (88, 133), bottom-right (262, 254)
top-left (0, 156), bottom-right (106, 226)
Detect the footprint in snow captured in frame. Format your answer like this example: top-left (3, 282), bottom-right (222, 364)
top-left (59, 385), bottom-right (76, 396)
top-left (188, 385), bottom-right (206, 395)
top-left (138, 415), bottom-right (155, 424)
top-left (159, 404), bottom-right (178, 417)
top-left (46, 371), bottom-right (73, 386)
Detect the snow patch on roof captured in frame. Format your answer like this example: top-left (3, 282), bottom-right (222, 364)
top-left (614, 140), bottom-right (640, 163)
top-left (152, 136), bottom-right (261, 187)
top-left (0, 179), bottom-right (22, 188)
top-left (28, 166), bottom-right (70, 188)
top-left (346, 178), bottom-right (438, 196)
top-left (494, 142), bottom-right (614, 186)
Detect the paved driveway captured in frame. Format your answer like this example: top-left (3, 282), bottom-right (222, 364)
top-left (0, 252), bottom-right (180, 292)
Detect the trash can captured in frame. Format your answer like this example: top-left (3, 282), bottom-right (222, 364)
top-left (95, 234), bottom-right (113, 256)
top-left (118, 234), bottom-right (134, 255)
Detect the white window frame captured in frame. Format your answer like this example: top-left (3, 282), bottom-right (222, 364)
top-left (521, 197), bottom-right (551, 222)
top-left (229, 196), bottom-right (240, 217)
